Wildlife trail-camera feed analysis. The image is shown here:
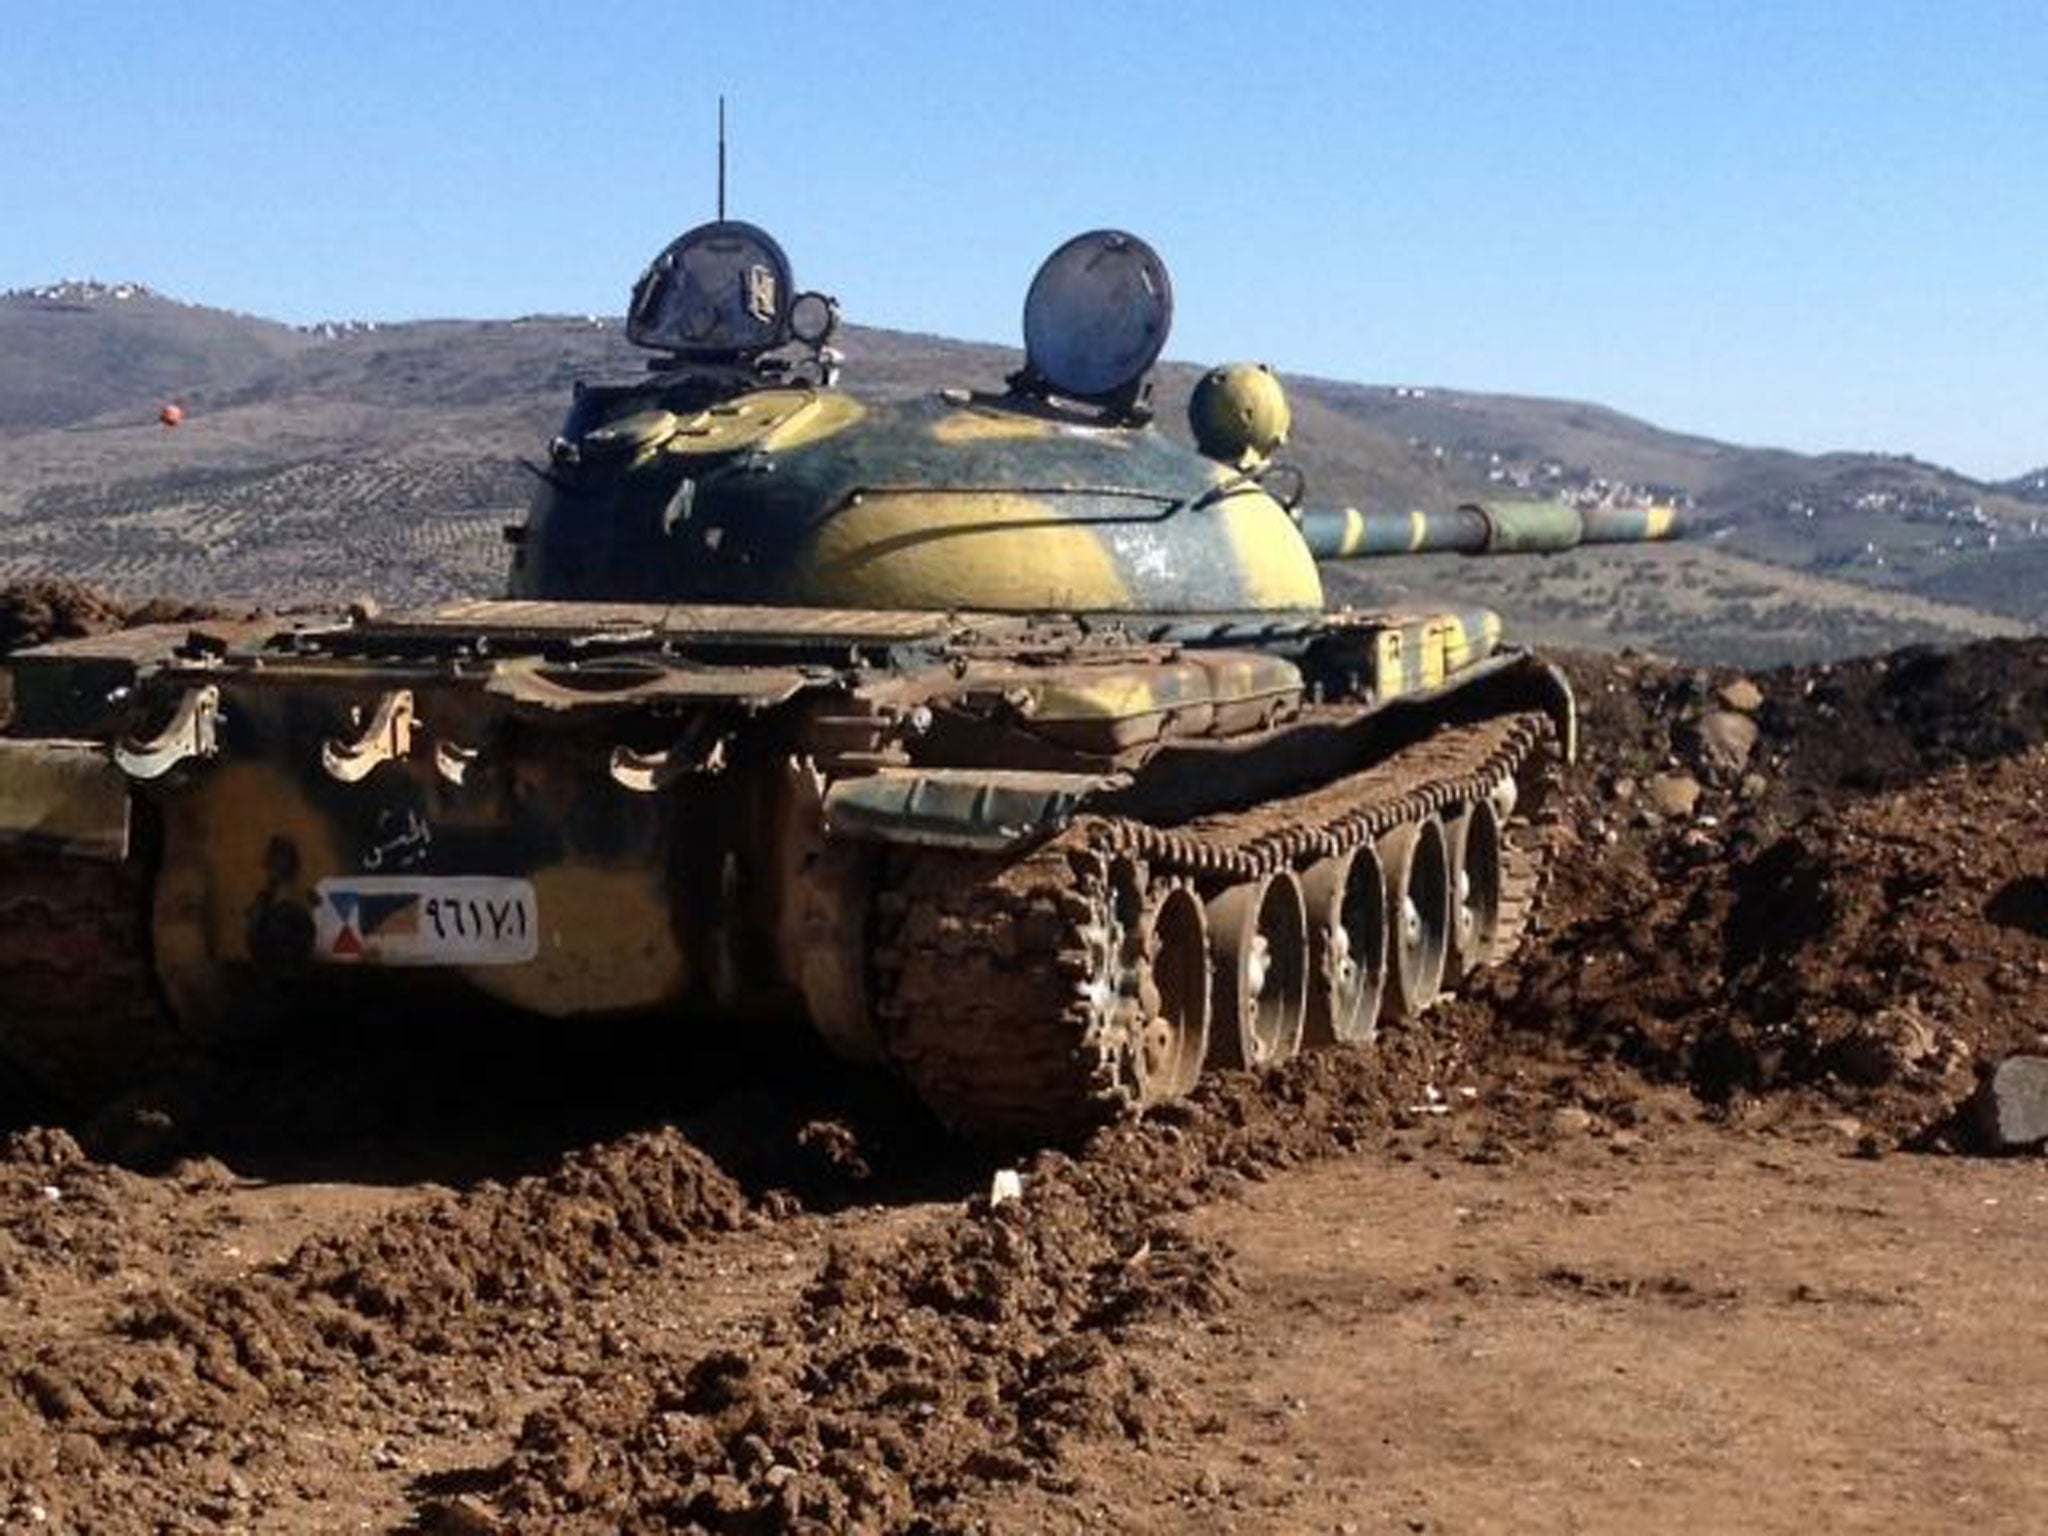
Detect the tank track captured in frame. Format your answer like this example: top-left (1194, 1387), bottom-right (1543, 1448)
top-left (1486, 730), bottom-right (1562, 967)
top-left (876, 711), bottom-right (1559, 1140)
top-left (873, 841), bottom-right (1131, 1140)
top-left (0, 835), bottom-right (175, 1111)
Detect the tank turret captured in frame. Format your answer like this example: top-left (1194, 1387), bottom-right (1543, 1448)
top-left (510, 224), bottom-right (1678, 619)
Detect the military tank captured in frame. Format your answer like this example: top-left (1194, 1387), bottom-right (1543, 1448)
top-left (0, 222), bottom-right (1677, 1139)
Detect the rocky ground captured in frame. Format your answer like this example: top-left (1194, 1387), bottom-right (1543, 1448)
top-left (2, 583), bottom-right (2046, 1533)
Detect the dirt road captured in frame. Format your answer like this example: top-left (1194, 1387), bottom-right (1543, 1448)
top-left (1038, 1111), bottom-right (2048, 1535)
top-left (5, 1059), bottom-right (2042, 1533)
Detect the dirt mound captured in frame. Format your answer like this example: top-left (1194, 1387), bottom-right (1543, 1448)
top-left (0, 578), bottom-right (223, 657)
top-left (1761, 639), bottom-right (2048, 802)
top-left (1561, 634), bottom-right (2048, 824)
top-left (0, 1127), bottom-right (747, 1531)
top-left (0, 579), bottom-right (227, 734)
top-left (0, 580), bottom-right (131, 655)
top-left (471, 1038), bottom-right (1486, 1533)
top-left (276, 1126), bottom-right (749, 1332)
top-left (1540, 753), bottom-right (2048, 1138)
top-left (0, 1128), bottom-right (224, 1299)
top-left (1507, 673), bottom-right (2048, 1140)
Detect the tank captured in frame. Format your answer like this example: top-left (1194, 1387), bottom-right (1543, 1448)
top-left (0, 222), bottom-right (1677, 1139)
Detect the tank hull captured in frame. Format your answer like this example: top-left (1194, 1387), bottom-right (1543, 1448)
top-left (0, 599), bottom-right (1570, 1137)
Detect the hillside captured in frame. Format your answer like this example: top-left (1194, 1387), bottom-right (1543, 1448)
top-left (0, 282), bottom-right (316, 429)
top-left (1326, 540), bottom-right (2025, 670)
top-left (1998, 465), bottom-right (2048, 503)
top-left (0, 280), bottom-right (2039, 662)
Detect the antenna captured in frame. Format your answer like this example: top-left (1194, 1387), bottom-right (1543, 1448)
top-left (717, 96), bottom-right (727, 221)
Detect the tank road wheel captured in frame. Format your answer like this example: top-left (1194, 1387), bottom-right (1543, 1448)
top-left (1444, 795), bottom-right (1505, 981)
top-left (1205, 871), bottom-right (1309, 1071)
top-left (1301, 845), bottom-right (1388, 1048)
top-left (1126, 880), bottom-right (1210, 1104)
top-left (1377, 816), bottom-right (1451, 1024)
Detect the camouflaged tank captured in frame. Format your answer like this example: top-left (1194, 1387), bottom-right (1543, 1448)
top-left (0, 223), bottom-right (1678, 1139)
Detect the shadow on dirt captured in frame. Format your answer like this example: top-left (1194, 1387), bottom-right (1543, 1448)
top-left (19, 1003), bottom-right (989, 1212)
top-left (1986, 874), bottom-right (2048, 940)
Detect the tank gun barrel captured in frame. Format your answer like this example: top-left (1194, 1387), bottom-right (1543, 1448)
top-left (1297, 498), bottom-right (1682, 560)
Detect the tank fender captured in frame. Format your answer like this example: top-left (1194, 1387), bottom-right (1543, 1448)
top-left (823, 767), bottom-right (1126, 852)
top-left (0, 739), bottom-right (131, 859)
top-left (1527, 655), bottom-right (1578, 763)
top-left (1457, 653), bottom-right (1577, 764)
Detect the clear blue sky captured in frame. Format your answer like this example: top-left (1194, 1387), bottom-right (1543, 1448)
top-left (4, 1), bottom-right (2044, 478)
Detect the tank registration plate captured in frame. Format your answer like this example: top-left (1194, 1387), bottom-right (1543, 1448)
top-left (313, 877), bottom-right (539, 966)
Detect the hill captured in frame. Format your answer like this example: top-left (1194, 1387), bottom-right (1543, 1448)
top-left (1998, 466), bottom-right (2048, 503)
top-left (0, 279), bottom-right (2039, 662)
top-left (0, 282), bottom-right (316, 429)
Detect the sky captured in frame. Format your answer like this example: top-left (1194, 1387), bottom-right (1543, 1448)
top-left (3, 1), bottom-right (2044, 478)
